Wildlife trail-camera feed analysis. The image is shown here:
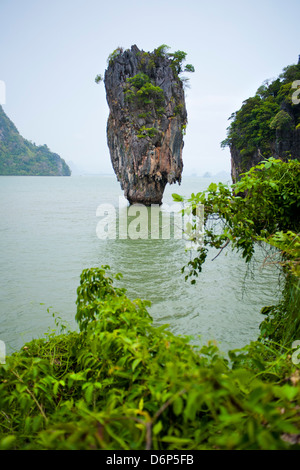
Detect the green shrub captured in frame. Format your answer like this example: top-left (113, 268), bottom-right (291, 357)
top-left (107, 47), bottom-right (123, 65)
top-left (137, 126), bottom-right (159, 139)
top-left (270, 110), bottom-right (294, 131)
top-left (0, 266), bottom-right (300, 450)
top-left (125, 73), bottom-right (165, 114)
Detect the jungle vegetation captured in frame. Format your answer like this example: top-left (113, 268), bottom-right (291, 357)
top-left (221, 61), bottom-right (300, 164)
top-left (0, 106), bottom-right (71, 176)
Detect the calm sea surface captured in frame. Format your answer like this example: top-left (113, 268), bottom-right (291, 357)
top-left (0, 174), bottom-right (280, 354)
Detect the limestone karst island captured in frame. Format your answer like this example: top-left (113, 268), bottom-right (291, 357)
top-left (100, 45), bottom-right (194, 205)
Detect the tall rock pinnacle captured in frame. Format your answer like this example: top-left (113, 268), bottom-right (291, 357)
top-left (104, 45), bottom-right (189, 205)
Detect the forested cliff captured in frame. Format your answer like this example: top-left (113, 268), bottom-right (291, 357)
top-left (222, 58), bottom-right (300, 181)
top-left (0, 106), bottom-right (71, 176)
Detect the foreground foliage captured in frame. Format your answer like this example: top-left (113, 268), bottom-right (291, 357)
top-left (173, 158), bottom-right (300, 349)
top-left (0, 264), bottom-right (300, 450)
top-left (174, 158), bottom-right (299, 274)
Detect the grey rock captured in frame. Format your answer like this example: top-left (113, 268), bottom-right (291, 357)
top-left (104, 45), bottom-right (187, 205)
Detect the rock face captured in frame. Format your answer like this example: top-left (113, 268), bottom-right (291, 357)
top-left (231, 127), bottom-right (300, 183)
top-left (104, 45), bottom-right (187, 205)
top-left (230, 129), bottom-right (300, 182)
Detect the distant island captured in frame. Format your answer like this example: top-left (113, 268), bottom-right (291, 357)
top-left (0, 105), bottom-right (71, 176)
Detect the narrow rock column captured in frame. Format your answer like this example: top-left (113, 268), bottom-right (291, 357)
top-left (104, 45), bottom-right (187, 205)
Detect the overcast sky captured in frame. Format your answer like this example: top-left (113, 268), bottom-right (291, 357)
top-left (1, 0), bottom-right (300, 176)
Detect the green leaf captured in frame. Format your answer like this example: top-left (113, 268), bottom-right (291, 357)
top-left (173, 396), bottom-right (183, 416)
top-left (208, 182), bottom-right (217, 192)
top-left (84, 384), bottom-right (94, 404)
top-left (184, 390), bottom-right (199, 421)
top-left (172, 193), bottom-right (184, 202)
top-left (0, 435), bottom-right (16, 450)
top-left (275, 384), bottom-right (299, 401)
top-left (161, 436), bottom-right (193, 444)
top-left (153, 420), bottom-right (163, 435)
top-left (132, 358), bottom-right (142, 372)
top-left (138, 397), bottom-right (144, 411)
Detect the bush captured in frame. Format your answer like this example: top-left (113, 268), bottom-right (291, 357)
top-left (270, 110), bottom-right (294, 131)
top-left (0, 266), bottom-right (300, 450)
top-left (125, 73), bottom-right (165, 112)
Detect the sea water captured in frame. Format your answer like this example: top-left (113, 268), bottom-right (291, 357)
top-left (0, 174), bottom-right (280, 354)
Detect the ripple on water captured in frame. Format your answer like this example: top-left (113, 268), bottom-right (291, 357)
top-left (0, 175), bottom-right (280, 354)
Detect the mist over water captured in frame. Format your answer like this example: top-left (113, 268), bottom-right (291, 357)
top-left (0, 174), bottom-right (280, 354)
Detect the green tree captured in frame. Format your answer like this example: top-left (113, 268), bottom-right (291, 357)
top-left (95, 74), bottom-right (103, 84)
top-left (221, 61), bottom-right (300, 163)
top-left (173, 157), bottom-right (300, 345)
top-left (270, 110), bottom-right (294, 131)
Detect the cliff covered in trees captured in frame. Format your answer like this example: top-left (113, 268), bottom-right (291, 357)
top-left (222, 59), bottom-right (300, 181)
top-left (102, 45), bottom-right (194, 205)
top-left (0, 105), bottom-right (71, 176)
